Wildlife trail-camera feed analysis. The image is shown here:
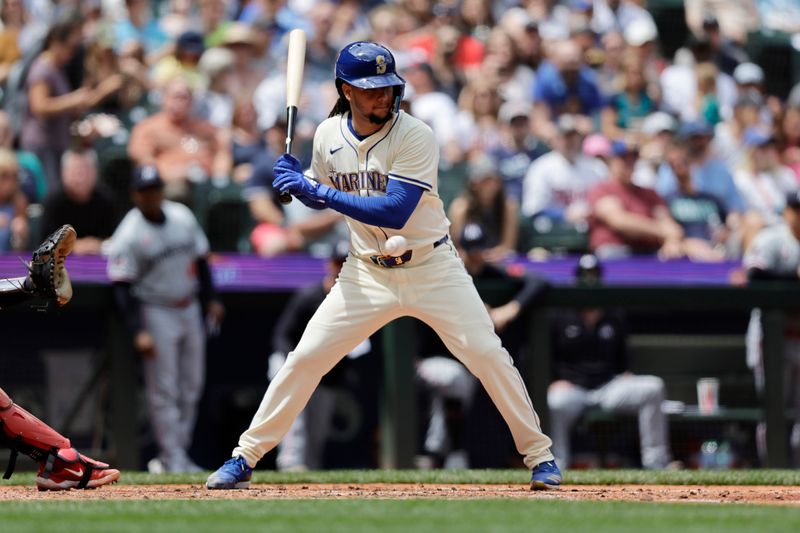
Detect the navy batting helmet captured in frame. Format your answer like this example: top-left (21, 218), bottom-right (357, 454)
top-left (335, 42), bottom-right (405, 110)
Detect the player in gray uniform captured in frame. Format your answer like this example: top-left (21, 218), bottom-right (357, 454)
top-left (744, 191), bottom-right (800, 466)
top-left (207, 41), bottom-right (560, 490)
top-left (108, 165), bottom-right (225, 473)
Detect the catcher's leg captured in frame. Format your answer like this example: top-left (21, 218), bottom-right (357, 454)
top-left (0, 387), bottom-right (120, 490)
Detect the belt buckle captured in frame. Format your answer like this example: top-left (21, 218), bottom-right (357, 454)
top-left (371, 250), bottom-right (411, 268)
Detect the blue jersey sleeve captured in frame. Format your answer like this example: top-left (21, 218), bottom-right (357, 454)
top-left (317, 178), bottom-right (423, 229)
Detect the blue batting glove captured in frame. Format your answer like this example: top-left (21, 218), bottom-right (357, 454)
top-left (274, 154), bottom-right (303, 175)
top-left (273, 171), bottom-right (320, 199)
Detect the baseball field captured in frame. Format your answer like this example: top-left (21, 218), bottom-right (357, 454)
top-left (2, 470), bottom-right (800, 532)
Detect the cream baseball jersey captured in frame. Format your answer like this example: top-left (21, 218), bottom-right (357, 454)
top-left (310, 110), bottom-right (450, 256)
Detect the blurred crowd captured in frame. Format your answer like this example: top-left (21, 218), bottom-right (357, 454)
top-left (1, 0), bottom-right (800, 262)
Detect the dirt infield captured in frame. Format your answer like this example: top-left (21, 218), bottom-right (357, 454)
top-left (1, 484), bottom-right (799, 505)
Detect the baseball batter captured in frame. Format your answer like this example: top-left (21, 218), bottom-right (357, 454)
top-left (207, 42), bottom-right (561, 490)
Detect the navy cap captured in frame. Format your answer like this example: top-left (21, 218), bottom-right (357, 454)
top-left (742, 129), bottom-right (775, 148)
top-left (678, 120), bottom-right (714, 139)
top-left (131, 165), bottom-right (164, 190)
top-left (610, 140), bottom-right (638, 157)
top-left (575, 253), bottom-right (603, 282)
top-left (786, 191), bottom-right (800, 209)
top-left (460, 222), bottom-right (488, 251)
top-left (176, 31), bottom-right (205, 55)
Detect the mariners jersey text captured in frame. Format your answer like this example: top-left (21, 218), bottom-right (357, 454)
top-left (311, 110), bottom-right (450, 256)
top-left (328, 170), bottom-right (388, 194)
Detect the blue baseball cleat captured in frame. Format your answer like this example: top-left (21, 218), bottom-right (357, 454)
top-left (530, 460), bottom-right (562, 490)
top-left (206, 456), bottom-right (253, 489)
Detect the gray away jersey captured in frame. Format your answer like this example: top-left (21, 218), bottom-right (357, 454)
top-left (744, 223), bottom-right (800, 274)
top-left (107, 200), bottom-right (210, 305)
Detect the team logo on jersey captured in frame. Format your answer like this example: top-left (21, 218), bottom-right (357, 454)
top-left (376, 55), bottom-right (387, 74)
top-left (329, 170), bottom-right (388, 194)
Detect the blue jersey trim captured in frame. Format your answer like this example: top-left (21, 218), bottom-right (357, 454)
top-left (347, 114), bottom-right (368, 141)
top-left (388, 172), bottom-right (431, 191)
top-left (365, 112), bottom-right (400, 172)
top-left (338, 114), bottom-right (360, 160)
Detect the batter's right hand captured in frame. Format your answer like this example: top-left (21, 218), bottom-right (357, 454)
top-left (134, 330), bottom-right (156, 359)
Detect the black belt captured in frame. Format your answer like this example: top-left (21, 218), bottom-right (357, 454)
top-left (370, 235), bottom-right (449, 268)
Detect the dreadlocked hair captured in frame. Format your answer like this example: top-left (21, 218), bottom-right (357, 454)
top-left (328, 80), bottom-right (352, 117)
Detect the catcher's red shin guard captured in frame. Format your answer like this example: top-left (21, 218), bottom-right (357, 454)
top-left (0, 387), bottom-right (71, 479)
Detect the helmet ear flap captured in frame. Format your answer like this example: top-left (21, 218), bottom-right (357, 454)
top-left (392, 85), bottom-right (404, 112)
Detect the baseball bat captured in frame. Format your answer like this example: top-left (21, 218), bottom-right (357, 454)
top-left (279, 28), bottom-right (307, 205)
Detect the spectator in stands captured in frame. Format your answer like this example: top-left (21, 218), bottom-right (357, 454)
top-left (601, 51), bottom-right (658, 141)
top-left (777, 105), bottom-right (800, 181)
top-left (522, 114), bottom-right (606, 231)
top-left (525, 0), bottom-right (570, 41)
top-left (696, 12), bottom-right (748, 76)
top-left (40, 149), bottom-right (116, 255)
top-left (21, 12), bottom-right (121, 188)
top-left (590, 0), bottom-right (658, 36)
top-left (151, 30), bottom-right (206, 91)
top-left (229, 98), bottom-right (264, 182)
top-left (128, 77), bottom-right (232, 205)
top-left (531, 39), bottom-right (605, 143)
top-left (548, 253), bottom-right (675, 469)
top-left (0, 110), bottom-right (46, 204)
top-left (197, 0), bottom-right (231, 47)
top-left (744, 191), bottom-right (800, 467)
top-left (661, 138), bottom-right (729, 262)
top-left (733, 132), bottom-right (798, 232)
top-left (481, 26), bottom-right (536, 105)
top-left (219, 23), bottom-right (265, 98)
top-left (417, 221), bottom-right (548, 468)
top-left (449, 154), bottom-right (519, 262)
top-left (632, 111), bottom-right (676, 189)
top-left (733, 62), bottom-right (765, 99)
top-left (714, 93), bottom-right (767, 169)
top-left (402, 61), bottom-right (464, 166)
top-left (685, 2), bottom-right (758, 47)
top-left (589, 141), bottom-right (685, 259)
top-left (660, 35), bottom-right (737, 123)
top-left (0, 0), bottom-right (26, 86)
top-left (0, 148), bottom-right (28, 252)
top-left (114, 0), bottom-right (170, 64)
top-left (456, 77), bottom-right (504, 154)
top-left (195, 46), bottom-right (236, 129)
top-left (695, 62), bottom-right (722, 126)
top-left (656, 121), bottom-right (747, 220)
top-left (498, 8), bottom-right (544, 73)
top-left (490, 100), bottom-right (549, 205)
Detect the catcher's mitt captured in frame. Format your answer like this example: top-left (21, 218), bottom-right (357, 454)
top-left (26, 224), bottom-right (76, 306)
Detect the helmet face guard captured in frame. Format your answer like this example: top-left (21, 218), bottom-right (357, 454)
top-left (335, 41), bottom-right (406, 111)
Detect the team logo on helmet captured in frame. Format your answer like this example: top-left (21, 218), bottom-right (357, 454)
top-left (376, 55), bottom-right (387, 74)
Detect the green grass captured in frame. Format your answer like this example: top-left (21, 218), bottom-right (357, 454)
top-left (3, 468), bottom-right (800, 487)
top-left (1, 499), bottom-right (800, 533)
